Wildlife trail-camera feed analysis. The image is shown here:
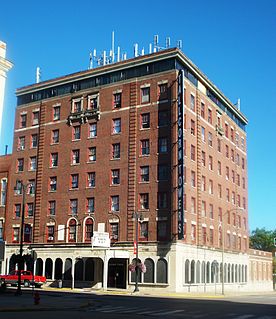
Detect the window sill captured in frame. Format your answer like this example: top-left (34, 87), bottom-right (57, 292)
top-left (69, 188), bottom-right (79, 191)
top-left (49, 166), bottom-right (58, 169)
top-left (87, 136), bottom-right (97, 139)
top-left (86, 161), bottom-right (96, 164)
top-left (71, 163), bottom-right (80, 166)
top-left (110, 184), bottom-right (120, 187)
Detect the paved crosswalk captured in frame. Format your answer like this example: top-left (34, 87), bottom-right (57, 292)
top-left (87, 305), bottom-right (276, 318)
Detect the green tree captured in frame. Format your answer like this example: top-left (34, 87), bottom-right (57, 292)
top-left (249, 228), bottom-right (276, 252)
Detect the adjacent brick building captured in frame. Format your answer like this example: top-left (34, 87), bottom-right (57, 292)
top-left (2, 47), bottom-right (272, 292)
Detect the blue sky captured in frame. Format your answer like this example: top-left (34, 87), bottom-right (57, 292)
top-left (0, 0), bottom-right (275, 232)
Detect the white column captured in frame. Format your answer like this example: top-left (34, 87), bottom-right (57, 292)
top-left (71, 259), bottom-right (75, 290)
top-left (103, 254), bottom-right (109, 290)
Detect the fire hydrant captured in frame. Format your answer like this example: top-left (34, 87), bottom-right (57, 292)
top-left (33, 291), bottom-right (40, 305)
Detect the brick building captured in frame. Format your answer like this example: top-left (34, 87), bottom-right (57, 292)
top-left (1, 48), bottom-right (272, 292)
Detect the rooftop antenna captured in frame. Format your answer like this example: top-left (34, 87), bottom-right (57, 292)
top-left (134, 43), bottom-right (139, 57)
top-left (123, 52), bottom-right (127, 60)
top-left (154, 34), bottom-right (159, 52)
top-left (112, 31), bottom-right (115, 63)
top-left (36, 67), bottom-right (41, 83)
top-left (177, 40), bottom-right (182, 50)
top-left (141, 47), bottom-right (145, 56)
top-left (5, 145), bottom-right (8, 155)
top-left (117, 46), bottom-right (120, 62)
top-left (237, 98), bottom-right (241, 110)
top-left (166, 37), bottom-right (171, 48)
top-left (149, 43), bottom-right (152, 54)
top-left (89, 52), bottom-right (93, 69)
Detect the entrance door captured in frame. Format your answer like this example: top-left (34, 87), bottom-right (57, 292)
top-left (107, 258), bottom-right (127, 289)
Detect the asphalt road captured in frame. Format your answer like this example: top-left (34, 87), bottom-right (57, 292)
top-left (0, 289), bottom-right (276, 319)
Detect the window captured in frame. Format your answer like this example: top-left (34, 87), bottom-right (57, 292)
top-left (237, 194), bottom-right (241, 207)
top-left (141, 113), bottom-right (150, 129)
top-left (243, 197), bottom-right (246, 209)
top-left (209, 204), bottom-right (214, 219)
top-left (111, 169), bottom-right (120, 185)
top-left (190, 94), bottom-right (195, 111)
top-left (141, 87), bottom-right (150, 103)
top-left (208, 156), bottom-right (213, 170)
top-left (71, 174), bottom-right (79, 189)
top-left (218, 161), bottom-right (222, 175)
top-left (111, 195), bottom-right (119, 212)
top-left (70, 199), bottom-right (78, 215)
top-left (53, 105), bottom-right (60, 120)
top-left (87, 197), bottom-right (95, 213)
top-left (157, 221), bottom-right (167, 241)
top-left (49, 176), bottom-right (57, 191)
top-left (140, 139), bottom-right (150, 155)
top-left (0, 179), bottom-right (7, 205)
top-left (158, 110), bottom-right (169, 126)
top-left (17, 158), bottom-right (24, 172)
top-left (112, 118), bottom-right (121, 134)
top-left (29, 156), bottom-right (37, 171)
top-left (201, 201), bottom-right (206, 217)
top-left (139, 222), bottom-right (148, 241)
top-left (226, 145), bottom-right (229, 158)
top-left (13, 228), bottom-right (19, 242)
top-left (20, 114), bottom-right (27, 128)
top-left (191, 120), bottom-right (195, 135)
top-left (47, 226), bottom-right (54, 241)
top-left (31, 134), bottom-right (38, 148)
top-left (88, 94), bottom-right (99, 110)
top-left (226, 188), bottom-right (230, 202)
top-left (48, 201), bottom-right (56, 215)
top-left (112, 143), bottom-right (120, 159)
top-left (209, 179), bottom-right (213, 194)
top-left (71, 149), bottom-right (80, 165)
top-left (202, 226), bottom-right (207, 244)
top-left (158, 83), bottom-right (168, 99)
top-left (18, 136), bottom-right (25, 150)
top-left (50, 153), bottom-right (58, 167)
top-left (52, 129), bottom-right (59, 144)
top-left (32, 111), bottom-right (39, 125)
top-left (88, 123), bottom-right (97, 138)
top-left (231, 170), bottom-right (235, 183)
top-left (85, 219), bottom-right (93, 241)
top-left (191, 224), bottom-right (196, 241)
top-left (235, 133), bottom-right (239, 147)
top-left (219, 207), bottom-right (222, 222)
top-left (232, 192), bottom-right (236, 205)
top-left (72, 98), bottom-right (82, 113)
top-left (191, 144), bottom-right (196, 161)
top-left (158, 165), bottom-right (169, 181)
top-left (140, 193), bottom-right (149, 210)
top-left (209, 228), bottom-right (214, 244)
top-left (241, 137), bottom-right (245, 151)
top-left (68, 219), bottom-right (77, 241)
top-left (202, 151), bottom-right (206, 166)
top-left (157, 192), bottom-right (167, 209)
top-left (201, 102), bottom-right (205, 118)
top-left (242, 158), bottom-right (245, 169)
top-left (225, 123), bottom-right (229, 138)
top-left (201, 127), bottom-right (205, 142)
top-left (230, 128), bottom-right (234, 142)
top-left (208, 108), bottom-right (212, 124)
top-left (87, 172), bottom-right (96, 187)
top-left (24, 224), bottom-right (32, 242)
top-left (191, 197), bottom-right (196, 214)
top-left (14, 182), bottom-right (22, 195)
top-left (242, 177), bottom-right (246, 189)
top-left (158, 137), bottom-right (168, 153)
top-left (226, 166), bottom-right (229, 180)
top-left (113, 92), bottom-right (122, 108)
top-left (15, 204), bottom-right (21, 218)
top-left (27, 203), bottom-right (34, 217)
top-left (140, 166), bottom-right (149, 182)
top-left (218, 184), bottom-right (222, 198)
top-left (110, 223), bottom-right (119, 241)
top-left (231, 149), bottom-right (235, 162)
top-left (208, 132), bottom-right (213, 147)
top-left (217, 138), bottom-right (221, 152)
top-left (191, 170), bottom-right (196, 187)
top-left (88, 147), bottom-right (96, 162)
top-left (201, 175), bottom-right (206, 191)
top-left (73, 125), bottom-right (81, 140)
top-left (236, 153), bottom-right (240, 166)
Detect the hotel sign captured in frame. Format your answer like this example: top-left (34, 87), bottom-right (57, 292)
top-left (177, 70), bottom-right (184, 240)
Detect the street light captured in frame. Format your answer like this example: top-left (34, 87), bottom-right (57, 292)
top-left (14, 180), bottom-right (28, 296)
top-left (133, 212), bottom-right (143, 293)
top-left (221, 207), bottom-right (244, 295)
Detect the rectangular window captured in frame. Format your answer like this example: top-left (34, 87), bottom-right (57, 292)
top-left (235, 133), bottom-right (239, 147)
top-left (47, 226), bottom-right (54, 241)
top-left (49, 201), bottom-right (56, 215)
top-left (113, 92), bottom-right (122, 108)
top-left (112, 143), bottom-right (120, 159)
top-left (201, 102), bottom-right (205, 118)
top-left (18, 136), bottom-right (25, 150)
top-left (191, 170), bottom-right (196, 187)
top-left (242, 177), bottom-right (246, 189)
top-left (158, 110), bottom-right (168, 127)
top-left (31, 134), bottom-right (38, 148)
top-left (191, 120), bottom-right (195, 135)
top-left (158, 83), bottom-right (168, 100)
top-left (72, 99), bottom-right (82, 113)
top-left (202, 226), bottom-right (207, 244)
top-left (15, 204), bottom-right (21, 218)
top-left (191, 144), bottom-right (196, 161)
top-left (111, 195), bottom-right (119, 212)
top-left (201, 126), bottom-right (205, 142)
top-left (190, 94), bottom-right (195, 111)
top-left (140, 139), bottom-right (150, 156)
top-left (218, 184), bottom-right (222, 198)
top-left (208, 156), bottom-right (213, 170)
top-left (157, 221), bottom-right (167, 241)
top-left (243, 197), bottom-right (246, 209)
top-left (219, 208), bottom-right (222, 222)
top-left (70, 199), bottom-right (78, 215)
top-left (226, 188), bottom-right (230, 202)
top-left (209, 228), bottom-right (214, 245)
top-left (209, 204), bottom-right (214, 219)
top-left (225, 123), bottom-right (229, 138)
top-left (88, 94), bottom-right (99, 110)
top-left (27, 203), bottom-right (34, 217)
top-left (87, 197), bottom-right (95, 213)
top-left (53, 106), bottom-right (60, 120)
top-left (209, 179), bottom-right (213, 194)
top-left (231, 149), bottom-right (235, 162)
top-left (236, 153), bottom-right (240, 166)
top-left (158, 165), bottom-right (169, 181)
top-left (85, 220), bottom-right (93, 241)
top-left (140, 193), bottom-right (149, 210)
top-left (158, 137), bottom-right (168, 153)
top-left (218, 161), bottom-right (222, 175)
top-left (32, 111), bottom-right (39, 125)
top-left (237, 194), bottom-right (241, 207)
top-left (72, 149), bottom-right (80, 165)
top-left (141, 87), bottom-right (150, 103)
top-left (201, 175), bottom-right (206, 191)
top-left (88, 147), bottom-right (96, 162)
top-left (191, 224), bottom-right (196, 242)
top-left (202, 151), bottom-right (206, 166)
top-left (217, 138), bottom-right (221, 152)
top-left (226, 145), bottom-right (229, 158)
top-left (139, 222), bottom-right (148, 241)
top-left (140, 166), bottom-right (149, 182)
top-left (141, 113), bottom-right (150, 129)
top-left (73, 125), bottom-right (81, 140)
top-left (226, 166), bottom-right (229, 180)
top-left (208, 132), bottom-right (213, 147)
top-left (17, 158), bottom-right (24, 172)
top-left (112, 118), bottom-right (121, 134)
top-left (0, 179), bottom-right (7, 205)
top-left (88, 123), bottom-right (97, 138)
top-left (52, 129), bottom-right (59, 144)
top-left (241, 137), bottom-right (245, 151)
top-left (111, 169), bottom-right (120, 185)
top-left (191, 197), bottom-right (196, 214)
top-left (208, 108), bottom-right (212, 124)
top-left (49, 176), bottom-right (57, 191)
top-left (29, 156), bottom-right (37, 171)
top-left (242, 158), bottom-right (245, 169)
top-left (13, 228), bottom-right (19, 242)
top-left (157, 192), bottom-right (167, 209)
top-left (20, 114), bottom-right (27, 128)
top-left (230, 128), bottom-right (234, 142)
top-left (110, 223), bottom-right (119, 241)
top-left (87, 172), bottom-right (96, 187)
top-left (50, 153), bottom-right (58, 167)
top-left (71, 174), bottom-right (79, 189)
top-left (201, 201), bottom-right (206, 217)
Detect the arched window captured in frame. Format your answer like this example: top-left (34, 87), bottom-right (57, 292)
top-left (185, 259), bottom-right (190, 283)
top-left (68, 219), bottom-right (77, 242)
top-left (231, 264), bottom-right (234, 283)
top-left (144, 258), bottom-right (154, 283)
top-left (206, 262), bottom-right (210, 283)
top-left (190, 260), bottom-right (195, 283)
top-left (156, 258), bottom-right (167, 284)
top-left (85, 218), bottom-right (93, 241)
top-left (45, 258), bottom-right (53, 279)
top-left (245, 265), bottom-right (248, 282)
top-left (201, 261), bottom-right (206, 284)
top-left (196, 261), bottom-right (200, 283)
top-left (235, 264), bottom-right (238, 282)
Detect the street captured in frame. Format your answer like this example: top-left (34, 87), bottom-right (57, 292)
top-left (0, 289), bottom-right (276, 319)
